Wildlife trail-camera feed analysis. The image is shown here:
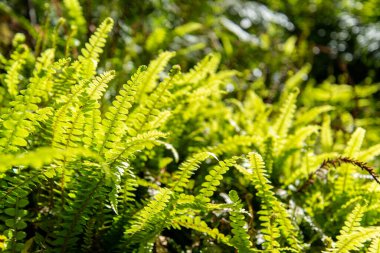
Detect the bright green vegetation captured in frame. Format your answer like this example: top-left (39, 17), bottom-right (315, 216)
top-left (0, 1), bottom-right (379, 253)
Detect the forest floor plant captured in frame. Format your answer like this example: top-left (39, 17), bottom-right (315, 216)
top-left (0, 16), bottom-right (380, 253)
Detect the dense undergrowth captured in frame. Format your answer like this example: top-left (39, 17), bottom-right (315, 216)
top-left (1, 1), bottom-right (380, 253)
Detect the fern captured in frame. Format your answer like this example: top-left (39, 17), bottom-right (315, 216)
top-left (51, 161), bottom-right (108, 253)
top-left (3, 45), bottom-right (29, 98)
top-left (326, 227), bottom-right (380, 253)
top-left (135, 51), bottom-right (176, 102)
top-left (204, 135), bottom-right (263, 156)
top-left (51, 71), bottom-right (114, 148)
top-left (0, 171), bottom-right (40, 252)
top-left (125, 188), bottom-right (172, 243)
top-left (338, 203), bottom-right (367, 236)
top-left (169, 152), bottom-right (215, 193)
top-left (0, 147), bottom-right (99, 173)
top-left (344, 127), bottom-right (366, 157)
top-left (320, 186), bottom-right (380, 253)
top-left (273, 88), bottom-right (299, 139)
top-left (66, 70), bottom-right (116, 150)
top-left (177, 53), bottom-right (221, 86)
top-left (81, 218), bottom-right (96, 252)
top-left (105, 130), bottom-right (166, 161)
top-left (295, 105), bottom-right (334, 126)
top-left (359, 144), bottom-right (380, 162)
top-left (369, 237), bottom-right (380, 253)
top-left (171, 215), bottom-right (232, 246)
top-left (0, 49), bottom-right (60, 153)
top-left (99, 66), bottom-right (147, 153)
top-left (337, 127), bottom-right (366, 192)
top-left (321, 114), bottom-right (333, 151)
top-left (299, 156), bottom-right (380, 192)
top-left (197, 157), bottom-right (238, 203)
top-left (125, 65), bottom-right (181, 137)
top-left (0, 10), bottom-right (379, 253)
top-left (118, 163), bottom-right (139, 207)
top-left (63, 0), bottom-right (87, 36)
top-left (77, 17), bottom-right (114, 79)
top-left (247, 152), bottom-right (301, 251)
top-left (283, 64), bottom-right (311, 94)
top-left (82, 102), bottom-right (104, 149)
top-left (228, 190), bottom-right (254, 252)
top-left (285, 125), bottom-right (319, 149)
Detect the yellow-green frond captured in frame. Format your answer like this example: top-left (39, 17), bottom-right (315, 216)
top-left (273, 88), bottom-right (299, 138)
top-left (78, 17), bottom-right (114, 78)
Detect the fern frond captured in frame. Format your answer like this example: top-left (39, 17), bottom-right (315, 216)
top-left (262, 136), bottom-right (275, 174)
top-left (120, 163), bottom-right (139, 206)
top-left (53, 107), bottom-right (85, 149)
top-left (0, 104), bottom-right (53, 153)
top-left (63, 0), bottom-right (86, 36)
top-left (77, 17), bottom-right (114, 79)
top-left (0, 50), bottom-right (61, 152)
top-left (283, 64), bottom-right (311, 93)
top-left (338, 127), bottom-right (366, 192)
top-left (326, 227), bottom-right (380, 253)
top-left (285, 125), bottom-right (319, 149)
top-left (3, 45), bottom-right (29, 98)
top-left (0, 101), bottom-right (52, 153)
top-left (83, 103), bottom-right (104, 149)
top-left (177, 53), bottom-right (221, 86)
top-left (248, 152), bottom-right (274, 196)
top-left (81, 218), bottom-right (96, 252)
top-left (0, 171), bottom-right (42, 252)
top-left (369, 237), bottom-right (380, 253)
top-left (248, 152), bottom-right (301, 250)
top-left (247, 152), bottom-right (281, 251)
top-left (49, 58), bottom-right (77, 100)
top-left (295, 105), bottom-right (334, 126)
top-left (344, 127), bottom-right (366, 157)
top-left (197, 157), bottom-right (239, 203)
top-left (0, 147), bottom-right (101, 174)
top-left (77, 71), bottom-right (115, 149)
top-left (52, 70), bottom-right (113, 149)
top-left (125, 188), bottom-right (172, 242)
top-left (27, 48), bottom-right (57, 102)
top-left (135, 51), bottom-right (176, 102)
top-left (99, 66), bottom-right (147, 153)
top-left (186, 73), bottom-right (224, 102)
top-left (52, 162), bottom-right (107, 253)
top-left (0, 110), bottom-right (35, 152)
top-left (299, 155), bottom-right (380, 194)
top-left (324, 196), bottom-right (364, 229)
top-left (228, 190), bottom-right (254, 252)
top-left (169, 152), bottom-right (216, 193)
top-left (136, 177), bottom-right (162, 191)
top-left (204, 135), bottom-right (263, 156)
top-left (273, 88), bottom-right (299, 138)
top-left (105, 130), bottom-right (166, 162)
top-left (85, 70), bottom-right (115, 100)
top-left (359, 143), bottom-right (380, 162)
top-left (35, 48), bottom-right (56, 72)
top-left (321, 115), bottom-right (333, 151)
top-left (171, 215), bottom-right (232, 246)
top-left (125, 65), bottom-right (181, 137)
top-left (339, 203), bottom-right (367, 236)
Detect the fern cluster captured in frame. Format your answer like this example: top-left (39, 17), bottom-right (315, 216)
top-left (0, 12), bottom-right (379, 253)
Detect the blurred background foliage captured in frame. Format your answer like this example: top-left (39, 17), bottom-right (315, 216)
top-left (0, 0), bottom-right (379, 141)
top-left (1, 0), bottom-right (380, 80)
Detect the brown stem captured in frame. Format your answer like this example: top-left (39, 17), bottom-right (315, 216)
top-left (297, 156), bottom-right (380, 192)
